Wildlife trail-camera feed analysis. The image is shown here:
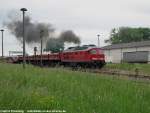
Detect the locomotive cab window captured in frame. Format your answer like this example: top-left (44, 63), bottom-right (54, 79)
top-left (89, 50), bottom-right (97, 54)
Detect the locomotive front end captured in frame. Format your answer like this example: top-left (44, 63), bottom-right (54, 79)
top-left (89, 48), bottom-right (105, 68)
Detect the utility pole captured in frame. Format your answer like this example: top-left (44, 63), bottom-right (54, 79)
top-left (97, 34), bottom-right (100, 47)
top-left (20, 8), bottom-right (27, 69)
top-left (0, 29), bottom-right (4, 58)
top-left (34, 47), bottom-right (37, 64)
top-left (40, 30), bottom-right (44, 67)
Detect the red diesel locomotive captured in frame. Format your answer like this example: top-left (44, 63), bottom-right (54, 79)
top-left (61, 46), bottom-right (105, 68)
top-left (11, 45), bottom-right (105, 68)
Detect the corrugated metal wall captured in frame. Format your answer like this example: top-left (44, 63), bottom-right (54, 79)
top-left (123, 51), bottom-right (149, 63)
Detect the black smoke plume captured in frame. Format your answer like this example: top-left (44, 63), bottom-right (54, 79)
top-left (59, 30), bottom-right (81, 44)
top-left (4, 11), bottom-right (81, 53)
top-left (6, 16), bottom-right (55, 43)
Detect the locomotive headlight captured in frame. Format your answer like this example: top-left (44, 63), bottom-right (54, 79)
top-left (92, 57), bottom-right (104, 60)
top-left (92, 57), bottom-right (98, 60)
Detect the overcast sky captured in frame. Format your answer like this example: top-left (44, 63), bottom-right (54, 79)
top-left (0, 0), bottom-right (150, 55)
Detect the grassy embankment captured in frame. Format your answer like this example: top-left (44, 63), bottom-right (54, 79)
top-left (0, 63), bottom-right (150, 113)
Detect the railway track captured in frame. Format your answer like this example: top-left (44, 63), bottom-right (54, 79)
top-left (37, 63), bottom-right (150, 80)
top-left (91, 69), bottom-right (150, 80)
top-left (8, 59), bottom-right (150, 80)
top-left (68, 67), bottom-right (150, 80)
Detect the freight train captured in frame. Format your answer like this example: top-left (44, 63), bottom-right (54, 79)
top-left (9, 45), bottom-right (105, 68)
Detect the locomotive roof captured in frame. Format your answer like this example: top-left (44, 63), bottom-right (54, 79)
top-left (64, 46), bottom-right (100, 52)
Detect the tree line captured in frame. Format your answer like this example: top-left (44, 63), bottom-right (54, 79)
top-left (105, 27), bottom-right (150, 44)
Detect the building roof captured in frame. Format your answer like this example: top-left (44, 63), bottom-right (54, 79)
top-left (102, 40), bottom-right (150, 50)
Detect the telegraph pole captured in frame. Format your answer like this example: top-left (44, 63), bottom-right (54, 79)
top-left (0, 29), bottom-right (4, 58)
top-left (20, 8), bottom-right (27, 69)
top-left (40, 30), bottom-right (44, 67)
top-left (34, 47), bottom-right (37, 64)
top-left (97, 34), bottom-right (100, 47)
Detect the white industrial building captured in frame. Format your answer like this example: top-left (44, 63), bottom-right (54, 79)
top-left (102, 41), bottom-right (150, 63)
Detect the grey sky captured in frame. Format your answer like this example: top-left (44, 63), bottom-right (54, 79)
top-left (0, 0), bottom-right (150, 55)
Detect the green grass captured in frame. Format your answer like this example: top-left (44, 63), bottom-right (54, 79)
top-left (0, 63), bottom-right (150, 113)
top-left (105, 63), bottom-right (150, 75)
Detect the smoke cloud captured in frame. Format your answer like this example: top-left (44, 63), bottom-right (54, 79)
top-left (59, 30), bottom-right (81, 44)
top-left (5, 15), bottom-right (55, 43)
top-left (4, 11), bottom-right (81, 53)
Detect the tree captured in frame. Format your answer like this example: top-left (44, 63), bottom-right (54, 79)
top-left (44, 38), bottom-right (64, 53)
top-left (45, 30), bottom-right (81, 53)
top-left (105, 27), bottom-right (150, 44)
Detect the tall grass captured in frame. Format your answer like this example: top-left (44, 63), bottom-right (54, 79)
top-left (0, 63), bottom-right (150, 113)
